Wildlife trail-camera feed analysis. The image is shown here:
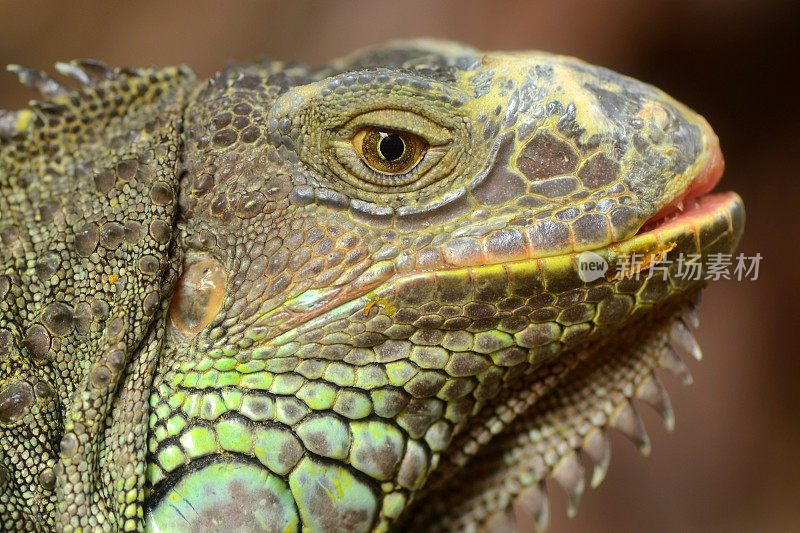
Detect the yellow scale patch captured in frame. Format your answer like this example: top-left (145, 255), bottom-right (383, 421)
top-left (610, 242), bottom-right (677, 280)
top-left (363, 292), bottom-right (396, 317)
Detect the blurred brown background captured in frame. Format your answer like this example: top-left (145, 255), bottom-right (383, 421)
top-left (1, 1), bottom-right (798, 531)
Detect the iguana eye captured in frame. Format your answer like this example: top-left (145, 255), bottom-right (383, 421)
top-left (352, 127), bottom-right (427, 176)
top-left (323, 109), bottom-right (453, 192)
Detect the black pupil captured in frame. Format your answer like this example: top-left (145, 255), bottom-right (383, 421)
top-left (378, 133), bottom-right (405, 161)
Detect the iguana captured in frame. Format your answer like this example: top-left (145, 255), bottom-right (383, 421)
top-left (0, 39), bottom-right (744, 532)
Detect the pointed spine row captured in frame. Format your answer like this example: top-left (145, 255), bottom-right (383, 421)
top-left (3, 60), bottom-right (144, 123)
top-left (489, 303), bottom-right (704, 532)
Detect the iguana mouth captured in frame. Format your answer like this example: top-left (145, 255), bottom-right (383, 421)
top-left (634, 191), bottom-right (743, 240)
top-left (634, 140), bottom-right (730, 238)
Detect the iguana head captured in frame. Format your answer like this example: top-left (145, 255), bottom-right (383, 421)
top-left (143, 40), bottom-right (743, 531)
top-left (0, 40), bottom-right (743, 532)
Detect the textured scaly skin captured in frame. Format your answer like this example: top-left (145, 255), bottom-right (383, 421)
top-left (0, 40), bottom-right (743, 532)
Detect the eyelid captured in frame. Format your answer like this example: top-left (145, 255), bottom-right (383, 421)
top-left (340, 109), bottom-right (452, 146)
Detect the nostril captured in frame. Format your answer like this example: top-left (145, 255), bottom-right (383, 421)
top-left (638, 102), bottom-right (672, 132)
top-left (169, 256), bottom-right (227, 337)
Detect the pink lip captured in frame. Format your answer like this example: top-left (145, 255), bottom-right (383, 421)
top-left (636, 191), bottom-right (740, 238)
